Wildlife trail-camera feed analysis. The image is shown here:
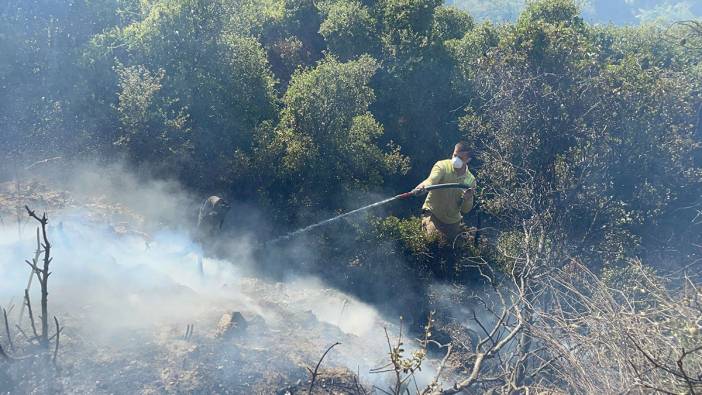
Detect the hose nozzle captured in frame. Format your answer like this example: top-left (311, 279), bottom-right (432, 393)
top-left (395, 191), bottom-right (415, 200)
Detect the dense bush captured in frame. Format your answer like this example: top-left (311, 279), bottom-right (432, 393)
top-left (1, 0), bottom-right (700, 268)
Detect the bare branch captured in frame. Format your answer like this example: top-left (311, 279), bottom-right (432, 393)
top-left (2, 308), bottom-right (13, 353)
top-left (52, 316), bottom-right (60, 365)
top-left (308, 341), bottom-right (341, 395)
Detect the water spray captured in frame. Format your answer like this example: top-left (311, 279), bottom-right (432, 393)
top-left (266, 183), bottom-right (472, 246)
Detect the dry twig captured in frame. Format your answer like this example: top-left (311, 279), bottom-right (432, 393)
top-left (3, 307), bottom-right (14, 352)
top-left (308, 341), bottom-right (341, 394)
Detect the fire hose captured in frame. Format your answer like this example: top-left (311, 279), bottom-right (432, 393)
top-left (394, 182), bottom-right (474, 200)
top-left (265, 183), bottom-right (474, 245)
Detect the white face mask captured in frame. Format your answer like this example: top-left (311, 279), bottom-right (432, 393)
top-left (451, 156), bottom-right (464, 169)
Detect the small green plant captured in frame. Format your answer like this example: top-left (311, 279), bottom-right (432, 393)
top-left (371, 313), bottom-right (435, 395)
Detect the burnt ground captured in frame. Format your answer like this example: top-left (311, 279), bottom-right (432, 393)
top-left (4, 284), bottom-right (380, 394)
top-left (0, 179), bottom-right (452, 394)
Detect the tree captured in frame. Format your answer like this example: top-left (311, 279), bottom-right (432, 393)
top-left (88, 0), bottom-right (278, 189)
top-left (113, 63), bottom-right (191, 162)
top-left (0, 0), bottom-right (129, 163)
top-left (253, 55), bottom-right (409, 223)
top-left (318, 0), bottom-right (380, 61)
top-left (228, 0), bottom-right (326, 84)
top-left (451, 0), bottom-right (702, 267)
top-left (371, 2), bottom-right (475, 190)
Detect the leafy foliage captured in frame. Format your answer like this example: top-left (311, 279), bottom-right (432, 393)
top-left (1, 0), bottom-right (700, 267)
top-left (451, 0), bottom-right (702, 266)
top-left (318, 0), bottom-right (379, 60)
top-left (252, 55), bottom-right (409, 221)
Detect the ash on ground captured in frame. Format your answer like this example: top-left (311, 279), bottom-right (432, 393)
top-left (0, 180), bottom-right (439, 394)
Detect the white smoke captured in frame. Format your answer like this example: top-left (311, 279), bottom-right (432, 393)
top-left (0, 162), bottom-right (441, 392)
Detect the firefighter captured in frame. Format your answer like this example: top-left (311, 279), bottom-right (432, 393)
top-left (412, 141), bottom-right (476, 245)
top-left (195, 195), bottom-right (230, 274)
top-left (197, 196), bottom-right (229, 237)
